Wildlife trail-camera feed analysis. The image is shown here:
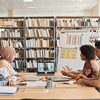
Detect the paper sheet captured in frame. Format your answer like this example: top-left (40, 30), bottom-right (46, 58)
top-left (26, 81), bottom-right (55, 87)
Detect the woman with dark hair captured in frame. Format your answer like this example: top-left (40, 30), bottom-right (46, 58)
top-left (74, 41), bottom-right (100, 93)
top-left (61, 45), bottom-right (99, 79)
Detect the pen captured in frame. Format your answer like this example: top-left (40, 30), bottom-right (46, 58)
top-left (63, 83), bottom-right (70, 84)
top-left (56, 69), bottom-right (61, 71)
top-left (76, 72), bottom-right (83, 80)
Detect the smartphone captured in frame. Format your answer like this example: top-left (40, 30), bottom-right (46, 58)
top-left (15, 83), bottom-right (27, 86)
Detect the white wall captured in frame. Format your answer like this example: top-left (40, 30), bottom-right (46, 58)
top-left (91, 4), bottom-right (98, 16)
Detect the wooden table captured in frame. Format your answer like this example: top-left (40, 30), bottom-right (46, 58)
top-left (0, 73), bottom-right (100, 100)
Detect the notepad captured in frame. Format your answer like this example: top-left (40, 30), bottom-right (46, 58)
top-left (24, 88), bottom-right (48, 92)
top-left (0, 86), bottom-right (19, 95)
top-left (56, 83), bottom-right (78, 88)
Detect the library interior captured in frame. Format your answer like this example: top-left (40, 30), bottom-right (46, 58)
top-left (0, 0), bottom-right (100, 100)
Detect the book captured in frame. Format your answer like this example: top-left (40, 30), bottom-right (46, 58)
top-left (0, 86), bottom-right (19, 95)
top-left (24, 88), bottom-right (48, 92)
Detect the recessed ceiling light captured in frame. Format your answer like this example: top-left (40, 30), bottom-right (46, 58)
top-left (23, 0), bottom-right (33, 2)
top-left (72, 0), bottom-right (82, 1)
top-left (77, 0), bottom-right (82, 1)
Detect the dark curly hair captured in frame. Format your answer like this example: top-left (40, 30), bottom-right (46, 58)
top-left (95, 41), bottom-right (100, 49)
top-left (80, 45), bottom-right (95, 60)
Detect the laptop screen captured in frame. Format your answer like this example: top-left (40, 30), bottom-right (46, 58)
top-left (37, 62), bottom-right (54, 72)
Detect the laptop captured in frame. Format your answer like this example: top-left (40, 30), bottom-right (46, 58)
top-left (37, 62), bottom-right (55, 75)
top-left (52, 76), bottom-right (70, 82)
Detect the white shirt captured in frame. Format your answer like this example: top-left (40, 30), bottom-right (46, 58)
top-left (0, 60), bottom-right (17, 77)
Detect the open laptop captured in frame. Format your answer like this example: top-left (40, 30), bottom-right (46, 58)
top-left (37, 62), bottom-right (55, 75)
top-left (52, 76), bottom-right (70, 82)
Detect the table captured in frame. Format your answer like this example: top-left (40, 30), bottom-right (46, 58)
top-left (0, 73), bottom-right (100, 100)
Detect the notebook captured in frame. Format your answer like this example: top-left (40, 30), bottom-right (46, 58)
top-left (0, 86), bottom-right (19, 95)
top-left (24, 88), bottom-right (48, 92)
top-left (37, 62), bottom-right (55, 75)
top-left (25, 75), bottom-right (43, 81)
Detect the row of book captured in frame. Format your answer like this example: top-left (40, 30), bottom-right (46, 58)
top-left (0, 40), bottom-right (24, 48)
top-left (86, 19), bottom-right (100, 27)
top-left (26, 29), bottom-right (54, 37)
top-left (26, 18), bottom-right (54, 27)
top-left (26, 39), bottom-right (54, 47)
top-left (26, 49), bottom-right (54, 58)
top-left (10, 60), bottom-right (24, 68)
top-left (0, 19), bottom-right (23, 27)
top-left (90, 30), bottom-right (100, 37)
top-left (57, 29), bottom-right (60, 37)
top-left (10, 40), bottom-right (24, 48)
top-left (26, 60), bottom-right (37, 68)
top-left (0, 29), bottom-right (24, 37)
top-left (57, 19), bottom-right (84, 27)
top-left (0, 40), bottom-right (9, 47)
top-left (15, 50), bottom-right (24, 58)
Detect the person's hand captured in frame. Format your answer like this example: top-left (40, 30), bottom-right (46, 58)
top-left (7, 76), bottom-right (15, 86)
top-left (61, 70), bottom-right (68, 76)
top-left (74, 79), bottom-right (83, 84)
top-left (62, 66), bottom-right (71, 73)
top-left (16, 75), bottom-right (25, 80)
top-left (78, 74), bottom-right (87, 79)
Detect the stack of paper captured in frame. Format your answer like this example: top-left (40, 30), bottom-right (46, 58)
top-left (0, 86), bottom-right (19, 95)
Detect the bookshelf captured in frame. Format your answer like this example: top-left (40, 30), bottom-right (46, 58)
top-left (86, 16), bottom-right (100, 47)
top-left (25, 16), bottom-right (55, 71)
top-left (55, 16), bottom-right (85, 67)
top-left (0, 16), bottom-right (55, 72)
top-left (1, 16), bottom-right (100, 72)
top-left (0, 17), bottom-right (25, 72)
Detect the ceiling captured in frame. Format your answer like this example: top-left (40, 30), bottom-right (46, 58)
top-left (0, 0), bottom-right (97, 16)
